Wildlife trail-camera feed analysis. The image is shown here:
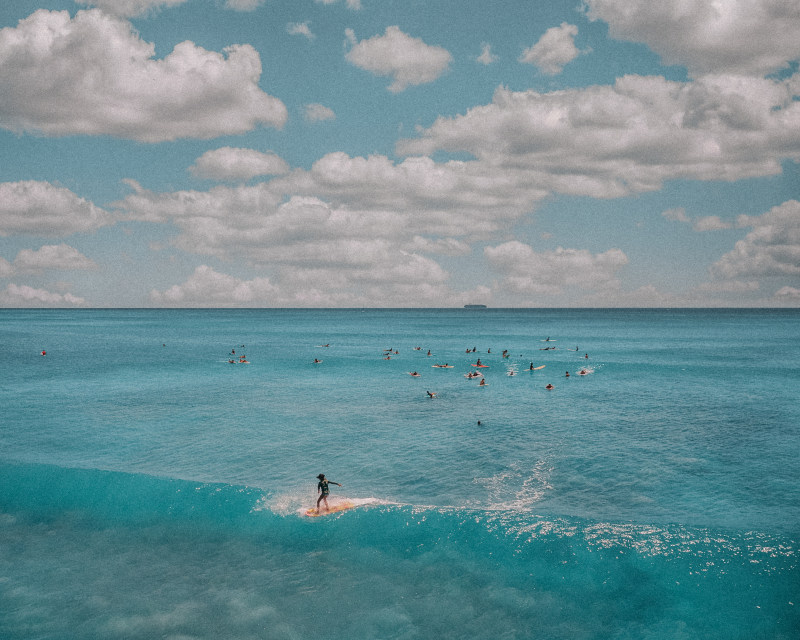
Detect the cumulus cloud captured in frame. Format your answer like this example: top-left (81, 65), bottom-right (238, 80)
top-left (484, 241), bottom-right (628, 295)
top-left (150, 253), bottom-right (453, 307)
top-left (710, 200), bottom-right (800, 279)
top-left (189, 148), bottom-right (290, 182)
top-left (519, 23), bottom-right (582, 75)
top-left (398, 74), bottom-right (800, 197)
top-left (116, 151), bottom-right (553, 281)
top-left (692, 215), bottom-right (731, 231)
top-left (693, 280), bottom-right (760, 294)
top-left (305, 103), bottom-right (336, 122)
top-left (0, 283), bottom-right (86, 307)
top-left (584, 0), bottom-right (800, 77)
top-left (76, 0), bottom-right (187, 18)
top-left (662, 207), bottom-right (691, 223)
top-left (0, 9), bottom-right (287, 142)
top-left (775, 286), bottom-right (800, 300)
top-left (317, 0), bottom-right (362, 9)
top-left (117, 153), bottom-right (549, 305)
top-left (12, 244), bottom-right (97, 274)
top-left (345, 26), bottom-right (452, 92)
top-left (150, 265), bottom-right (279, 306)
top-left (224, 0), bottom-right (266, 10)
top-left (477, 43), bottom-right (498, 65)
top-left (663, 208), bottom-right (732, 231)
top-left (0, 257), bottom-right (12, 278)
top-left (0, 181), bottom-right (112, 237)
top-left (288, 22), bottom-right (314, 39)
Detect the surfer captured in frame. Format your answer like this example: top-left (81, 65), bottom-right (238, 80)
top-left (426, 390), bottom-right (437, 398)
top-left (545, 383), bottom-right (554, 389)
top-left (565, 371), bottom-right (570, 377)
top-left (316, 474), bottom-right (342, 512)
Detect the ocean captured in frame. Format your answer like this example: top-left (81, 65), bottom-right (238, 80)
top-left (1, 308), bottom-right (797, 639)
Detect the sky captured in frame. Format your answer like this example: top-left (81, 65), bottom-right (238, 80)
top-left (0, 0), bottom-right (798, 308)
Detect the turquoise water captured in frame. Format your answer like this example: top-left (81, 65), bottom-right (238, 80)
top-left (1, 308), bottom-right (798, 638)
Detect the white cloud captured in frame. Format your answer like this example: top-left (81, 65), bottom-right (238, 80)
top-left (189, 148), bottom-right (290, 182)
top-left (0, 283), bottom-right (86, 307)
top-left (484, 241), bottom-right (628, 295)
top-left (519, 23), bottom-right (582, 75)
top-left (317, 0), bottom-right (362, 9)
top-left (0, 181), bottom-right (112, 237)
top-left (662, 207), bottom-right (691, 223)
top-left (150, 265), bottom-right (280, 307)
top-left (775, 286), bottom-right (800, 300)
top-left (663, 208), bottom-right (732, 230)
top-left (398, 74), bottom-right (800, 197)
top-left (692, 215), bottom-right (731, 231)
top-left (477, 43), bottom-right (498, 65)
top-left (150, 253), bottom-right (454, 307)
top-left (305, 103), bottom-right (336, 122)
top-left (345, 26), bottom-right (452, 92)
top-left (288, 22), bottom-right (314, 39)
top-left (13, 244), bottom-right (97, 274)
top-left (693, 280), bottom-right (760, 294)
top-left (584, 0), bottom-right (800, 77)
top-left (116, 151), bottom-right (552, 271)
top-left (76, 0), bottom-right (187, 18)
top-left (0, 10), bottom-right (287, 142)
top-left (710, 200), bottom-right (800, 279)
top-left (224, 0), bottom-right (265, 11)
top-left (0, 257), bottom-right (12, 278)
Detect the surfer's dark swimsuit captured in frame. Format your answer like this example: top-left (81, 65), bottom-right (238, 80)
top-left (318, 480), bottom-right (330, 496)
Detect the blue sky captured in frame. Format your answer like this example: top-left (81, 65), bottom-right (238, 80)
top-left (0, 0), bottom-right (798, 307)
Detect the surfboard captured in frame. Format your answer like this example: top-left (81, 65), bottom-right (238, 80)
top-left (532, 365), bottom-right (546, 370)
top-left (432, 365), bottom-right (453, 368)
top-left (471, 364), bottom-right (489, 368)
top-left (304, 501), bottom-right (356, 517)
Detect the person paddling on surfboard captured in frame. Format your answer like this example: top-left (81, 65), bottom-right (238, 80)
top-left (316, 474), bottom-right (342, 512)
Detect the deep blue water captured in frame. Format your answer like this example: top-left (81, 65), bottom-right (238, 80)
top-left (1, 308), bottom-right (798, 638)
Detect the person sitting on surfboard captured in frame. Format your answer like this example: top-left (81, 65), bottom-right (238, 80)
top-left (316, 474), bottom-right (342, 512)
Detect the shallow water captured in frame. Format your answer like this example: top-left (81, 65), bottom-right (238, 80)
top-left (1, 309), bottom-right (798, 638)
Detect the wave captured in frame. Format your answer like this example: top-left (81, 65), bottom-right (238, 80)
top-left (3, 461), bottom-right (797, 640)
top-left (2, 460), bottom-right (794, 572)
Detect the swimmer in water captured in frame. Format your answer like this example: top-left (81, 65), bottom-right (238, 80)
top-left (545, 383), bottom-right (554, 389)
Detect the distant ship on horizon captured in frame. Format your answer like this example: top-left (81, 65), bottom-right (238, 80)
top-left (463, 304), bottom-right (487, 309)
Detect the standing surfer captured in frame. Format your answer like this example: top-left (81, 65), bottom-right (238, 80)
top-left (316, 474), bottom-right (342, 512)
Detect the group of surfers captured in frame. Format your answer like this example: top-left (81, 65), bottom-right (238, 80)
top-left (227, 345), bottom-right (249, 364)
top-left (405, 342), bottom-right (592, 395)
top-left (309, 340), bottom-right (591, 394)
